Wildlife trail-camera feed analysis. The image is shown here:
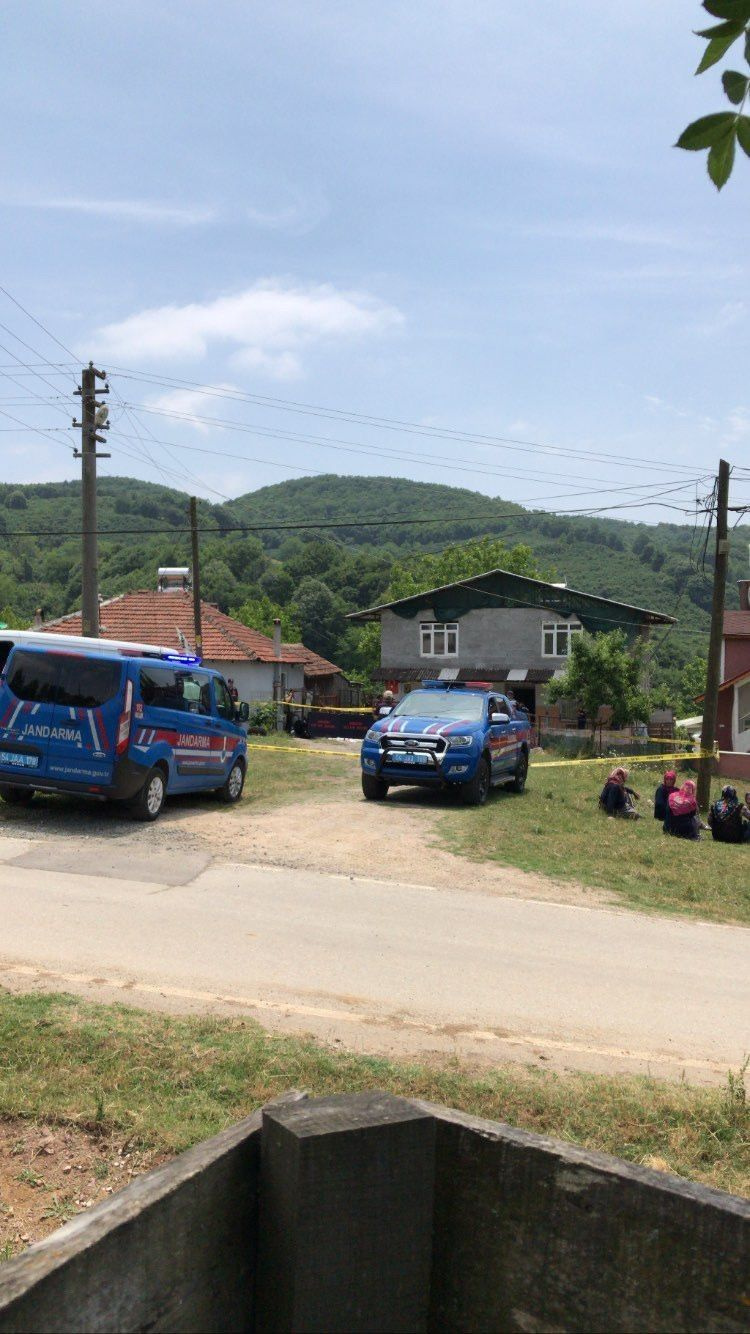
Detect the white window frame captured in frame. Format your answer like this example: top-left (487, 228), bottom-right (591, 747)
top-left (419, 621), bottom-right (459, 658)
top-left (541, 621), bottom-right (582, 658)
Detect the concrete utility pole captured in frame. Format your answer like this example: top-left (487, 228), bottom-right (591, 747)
top-left (74, 363), bottom-right (110, 637)
top-left (697, 459), bottom-right (731, 811)
top-left (189, 496), bottom-right (203, 659)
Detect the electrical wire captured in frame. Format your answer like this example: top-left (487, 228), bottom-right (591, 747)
top-left (110, 368), bottom-right (724, 477)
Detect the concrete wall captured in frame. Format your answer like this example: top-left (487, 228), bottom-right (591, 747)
top-left (1, 1092), bottom-right (747, 1334)
top-left (380, 606), bottom-right (578, 670)
top-left (203, 660), bottom-right (305, 705)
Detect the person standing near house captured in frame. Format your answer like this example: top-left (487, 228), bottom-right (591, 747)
top-left (227, 678), bottom-right (239, 703)
top-left (373, 688), bottom-right (395, 717)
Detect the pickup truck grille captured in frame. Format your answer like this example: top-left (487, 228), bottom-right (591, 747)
top-left (381, 733), bottom-right (447, 756)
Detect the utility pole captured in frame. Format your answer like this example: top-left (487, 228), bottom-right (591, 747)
top-left (697, 459), bottom-right (731, 811)
top-left (73, 363), bottom-right (110, 637)
top-left (189, 496), bottom-right (203, 659)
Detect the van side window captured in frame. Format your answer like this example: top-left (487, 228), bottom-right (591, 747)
top-left (139, 667), bottom-right (211, 714)
top-left (214, 678), bottom-right (234, 721)
top-left (57, 658), bottom-right (122, 708)
top-left (7, 651), bottom-right (59, 703)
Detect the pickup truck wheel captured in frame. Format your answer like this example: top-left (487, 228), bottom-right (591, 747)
top-left (0, 785), bottom-right (34, 806)
top-left (462, 756), bottom-right (490, 806)
top-left (362, 773), bottom-right (389, 801)
top-left (218, 759), bottom-right (245, 803)
top-left (510, 750), bottom-right (529, 794)
top-left (129, 767), bottom-right (166, 822)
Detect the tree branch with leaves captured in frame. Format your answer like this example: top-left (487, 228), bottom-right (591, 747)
top-left (677, 1), bottom-right (750, 189)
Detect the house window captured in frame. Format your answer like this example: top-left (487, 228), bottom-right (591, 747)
top-left (420, 622), bottom-right (459, 657)
top-left (738, 682), bottom-right (750, 733)
top-left (542, 622), bottom-right (582, 657)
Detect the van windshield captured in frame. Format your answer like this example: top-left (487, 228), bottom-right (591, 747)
top-left (391, 690), bottom-right (485, 721)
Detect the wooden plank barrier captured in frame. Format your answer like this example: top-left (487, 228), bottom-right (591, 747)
top-left (0, 1092), bottom-right (747, 1334)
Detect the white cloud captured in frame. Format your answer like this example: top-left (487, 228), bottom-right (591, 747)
top-left (95, 280), bottom-right (404, 374)
top-left (145, 384), bottom-right (238, 431)
top-left (30, 197), bottom-right (216, 226)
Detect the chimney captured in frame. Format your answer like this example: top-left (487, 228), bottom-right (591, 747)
top-left (273, 617), bottom-right (282, 661)
top-left (33, 607), bottom-right (43, 629)
top-left (739, 580), bottom-right (750, 612)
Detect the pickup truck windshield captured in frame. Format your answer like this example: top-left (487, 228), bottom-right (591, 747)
top-left (392, 691), bottom-right (484, 721)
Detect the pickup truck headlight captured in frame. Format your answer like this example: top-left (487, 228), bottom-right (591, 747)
top-left (446, 734), bottom-right (474, 748)
top-left (364, 728), bottom-right (380, 743)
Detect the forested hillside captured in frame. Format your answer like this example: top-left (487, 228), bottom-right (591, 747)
top-left (0, 473), bottom-right (746, 709)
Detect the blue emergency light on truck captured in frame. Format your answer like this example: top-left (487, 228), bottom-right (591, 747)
top-left (360, 680), bottom-right (530, 806)
top-left (0, 646), bottom-right (249, 821)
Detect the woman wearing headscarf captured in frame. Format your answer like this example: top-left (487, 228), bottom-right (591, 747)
top-left (708, 785), bottom-right (746, 844)
top-left (599, 766), bottom-right (641, 818)
top-left (653, 770), bottom-right (677, 825)
top-left (666, 779), bottom-right (704, 840)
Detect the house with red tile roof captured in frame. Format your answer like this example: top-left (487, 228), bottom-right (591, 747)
top-left (41, 586), bottom-right (344, 706)
top-left (715, 579), bottom-right (750, 780)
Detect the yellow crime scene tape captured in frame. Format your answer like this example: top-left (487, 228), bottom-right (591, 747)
top-left (246, 741), bottom-right (715, 767)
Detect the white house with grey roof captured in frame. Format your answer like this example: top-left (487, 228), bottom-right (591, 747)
top-left (348, 568), bottom-right (675, 718)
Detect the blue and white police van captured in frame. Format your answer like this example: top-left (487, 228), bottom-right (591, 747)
top-left (360, 680), bottom-right (531, 806)
top-left (0, 642), bottom-right (249, 820)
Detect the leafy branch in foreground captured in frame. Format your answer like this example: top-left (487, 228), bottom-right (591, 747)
top-left (676, 1), bottom-right (750, 188)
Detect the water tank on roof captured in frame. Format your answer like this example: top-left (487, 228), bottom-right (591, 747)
top-left (158, 567), bottom-right (191, 592)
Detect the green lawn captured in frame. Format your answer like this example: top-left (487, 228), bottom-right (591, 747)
top-left (438, 761), bottom-right (750, 924)
top-left (1, 992), bottom-right (747, 1198)
top-left (245, 736), bottom-right (355, 807)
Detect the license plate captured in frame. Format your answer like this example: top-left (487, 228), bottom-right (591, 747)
top-left (0, 750), bottom-right (38, 769)
top-left (392, 751), bottom-right (430, 765)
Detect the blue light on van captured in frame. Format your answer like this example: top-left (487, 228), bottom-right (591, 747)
top-left (161, 653), bottom-right (202, 666)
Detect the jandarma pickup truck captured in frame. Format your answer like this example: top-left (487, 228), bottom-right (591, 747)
top-left (360, 680), bottom-right (531, 806)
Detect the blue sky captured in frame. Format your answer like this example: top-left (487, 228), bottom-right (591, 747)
top-left (2, 0), bottom-right (749, 523)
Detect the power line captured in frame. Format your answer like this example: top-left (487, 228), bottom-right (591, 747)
top-left (118, 390), bottom-right (707, 479)
top-left (110, 367), bottom-right (723, 477)
top-left (0, 286), bottom-right (80, 362)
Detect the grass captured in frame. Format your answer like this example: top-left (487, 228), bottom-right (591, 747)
top-left (438, 761), bottom-right (750, 924)
top-left (244, 736), bottom-right (355, 808)
top-left (0, 991), bottom-right (747, 1198)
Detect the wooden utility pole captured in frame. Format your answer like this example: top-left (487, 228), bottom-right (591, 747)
top-left (697, 458), bottom-right (731, 811)
top-left (74, 363), bottom-right (110, 637)
top-left (189, 496), bottom-right (203, 659)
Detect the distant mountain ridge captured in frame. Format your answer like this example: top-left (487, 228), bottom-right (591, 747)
top-left (0, 473), bottom-right (746, 683)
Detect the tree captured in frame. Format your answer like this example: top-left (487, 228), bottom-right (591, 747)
top-left (292, 578), bottom-right (343, 658)
top-left (547, 630), bottom-right (651, 738)
top-left (677, 1), bottom-right (750, 190)
top-left (201, 559), bottom-right (239, 612)
top-left (232, 594), bottom-right (301, 640)
top-left (386, 536), bottom-right (551, 601)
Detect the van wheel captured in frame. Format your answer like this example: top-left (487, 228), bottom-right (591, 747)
top-left (362, 773), bottom-right (389, 801)
top-left (510, 750), bottom-right (529, 794)
top-left (219, 759), bottom-right (245, 803)
top-left (0, 785), bottom-right (34, 806)
top-left (130, 768), bottom-right (166, 822)
top-left (462, 756), bottom-right (490, 806)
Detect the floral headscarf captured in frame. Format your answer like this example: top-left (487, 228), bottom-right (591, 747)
top-left (663, 770), bottom-right (677, 789)
top-left (712, 785), bottom-right (739, 823)
top-left (606, 767), bottom-right (629, 785)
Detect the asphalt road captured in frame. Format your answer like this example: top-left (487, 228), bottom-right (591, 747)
top-left (0, 832), bottom-right (747, 1084)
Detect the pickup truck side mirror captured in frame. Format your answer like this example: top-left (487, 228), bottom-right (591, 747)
top-left (236, 701), bottom-right (250, 722)
top-left (378, 705), bottom-right (393, 716)
top-left (491, 711), bottom-right (510, 725)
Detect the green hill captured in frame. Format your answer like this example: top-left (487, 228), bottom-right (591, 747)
top-left (0, 472), bottom-right (746, 705)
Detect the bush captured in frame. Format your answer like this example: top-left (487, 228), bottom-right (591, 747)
top-left (248, 700), bottom-right (278, 733)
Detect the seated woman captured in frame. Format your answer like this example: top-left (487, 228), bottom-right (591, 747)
top-left (666, 779), bottom-right (703, 840)
top-left (599, 767), bottom-right (641, 819)
top-left (653, 770), bottom-right (677, 824)
top-left (708, 785), bottom-right (746, 843)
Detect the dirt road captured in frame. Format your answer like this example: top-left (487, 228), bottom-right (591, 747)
top-left (0, 817), bottom-right (747, 1085)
